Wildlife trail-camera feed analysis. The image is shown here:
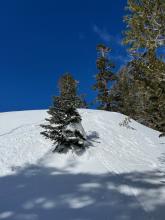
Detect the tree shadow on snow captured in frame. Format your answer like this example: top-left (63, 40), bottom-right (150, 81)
top-left (72, 131), bottom-right (100, 156)
top-left (0, 163), bottom-right (165, 220)
top-left (50, 131), bottom-right (100, 156)
top-left (86, 131), bottom-right (100, 145)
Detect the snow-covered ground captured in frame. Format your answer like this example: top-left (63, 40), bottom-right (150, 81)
top-left (0, 109), bottom-right (165, 220)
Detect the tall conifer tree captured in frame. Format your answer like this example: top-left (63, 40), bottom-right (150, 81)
top-left (119, 0), bottom-right (165, 133)
top-left (93, 44), bottom-right (116, 110)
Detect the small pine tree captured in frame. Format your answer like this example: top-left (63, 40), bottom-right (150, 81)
top-left (93, 44), bottom-right (116, 110)
top-left (41, 73), bottom-right (87, 153)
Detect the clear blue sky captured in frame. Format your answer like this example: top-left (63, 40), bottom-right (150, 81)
top-left (0, 0), bottom-right (128, 112)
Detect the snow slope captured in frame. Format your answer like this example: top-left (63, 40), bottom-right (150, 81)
top-left (0, 109), bottom-right (165, 220)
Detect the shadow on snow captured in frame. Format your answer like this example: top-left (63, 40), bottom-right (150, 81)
top-left (0, 162), bottom-right (165, 220)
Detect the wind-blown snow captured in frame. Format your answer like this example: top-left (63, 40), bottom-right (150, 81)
top-left (0, 109), bottom-right (165, 220)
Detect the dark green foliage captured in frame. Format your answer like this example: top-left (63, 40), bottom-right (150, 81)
top-left (133, 54), bottom-right (165, 132)
top-left (109, 55), bottom-right (165, 133)
top-left (109, 0), bottom-right (165, 133)
top-left (41, 73), bottom-right (86, 153)
top-left (123, 0), bottom-right (165, 55)
top-left (93, 44), bottom-right (117, 110)
top-left (58, 73), bottom-right (87, 109)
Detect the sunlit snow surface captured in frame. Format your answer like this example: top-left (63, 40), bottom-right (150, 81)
top-left (0, 109), bottom-right (165, 220)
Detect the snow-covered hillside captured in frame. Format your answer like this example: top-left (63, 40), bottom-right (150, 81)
top-left (0, 109), bottom-right (165, 220)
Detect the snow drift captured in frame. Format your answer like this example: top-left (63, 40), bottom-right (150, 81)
top-left (0, 109), bottom-right (165, 220)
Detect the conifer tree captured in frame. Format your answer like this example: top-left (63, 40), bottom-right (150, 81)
top-left (109, 53), bottom-right (165, 132)
top-left (93, 44), bottom-right (116, 110)
top-left (59, 73), bottom-right (87, 108)
top-left (41, 73), bottom-right (87, 153)
top-left (123, 0), bottom-right (165, 56)
top-left (122, 0), bottom-right (165, 133)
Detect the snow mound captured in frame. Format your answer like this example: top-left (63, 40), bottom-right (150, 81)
top-left (0, 109), bottom-right (165, 220)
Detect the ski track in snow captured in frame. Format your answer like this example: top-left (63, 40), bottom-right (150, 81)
top-left (0, 109), bottom-right (165, 220)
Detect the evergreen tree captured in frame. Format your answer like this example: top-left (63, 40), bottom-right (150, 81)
top-left (59, 73), bottom-right (87, 108)
top-left (109, 55), bottom-right (165, 133)
top-left (108, 64), bottom-right (133, 114)
top-left (93, 44), bottom-right (116, 110)
top-left (41, 73), bottom-right (87, 153)
top-left (131, 54), bottom-right (165, 132)
top-left (123, 0), bottom-right (165, 56)
top-left (119, 0), bottom-right (165, 133)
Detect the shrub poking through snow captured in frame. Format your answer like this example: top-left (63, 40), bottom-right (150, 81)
top-left (119, 116), bottom-right (135, 130)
